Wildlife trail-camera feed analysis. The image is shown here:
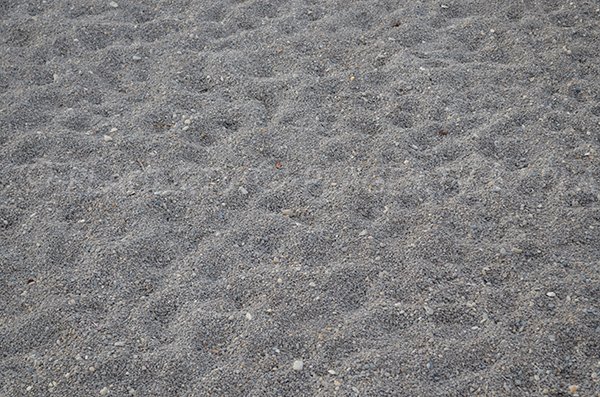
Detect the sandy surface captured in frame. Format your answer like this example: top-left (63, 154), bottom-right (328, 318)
top-left (1, 0), bottom-right (600, 396)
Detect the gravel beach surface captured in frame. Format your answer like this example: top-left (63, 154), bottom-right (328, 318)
top-left (1, 1), bottom-right (600, 396)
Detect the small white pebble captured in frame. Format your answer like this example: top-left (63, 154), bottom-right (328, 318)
top-left (293, 359), bottom-right (304, 371)
top-left (132, 55), bottom-right (142, 61)
top-left (245, 312), bottom-right (253, 320)
top-left (184, 119), bottom-right (191, 125)
top-left (114, 341), bottom-right (125, 347)
top-left (100, 386), bottom-right (110, 395)
top-left (109, 1), bottom-right (118, 8)
top-left (328, 369), bottom-right (337, 375)
top-left (546, 292), bottom-right (556, 297)
top-left (103, 135), bottom-right (113, 142)
top-left (110, 127), bottom-right (118, 133)
top-left (238, 186), bottom-right (248, 195)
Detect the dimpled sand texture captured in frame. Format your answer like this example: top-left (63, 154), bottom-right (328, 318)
top-left (1, 0), bottom-right (600, 396)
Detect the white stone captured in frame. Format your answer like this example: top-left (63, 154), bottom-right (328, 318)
top-left (293, 359), bottom-right (304, 371)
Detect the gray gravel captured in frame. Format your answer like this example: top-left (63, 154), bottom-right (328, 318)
top-left (1, 0), bottom-right (600, 396)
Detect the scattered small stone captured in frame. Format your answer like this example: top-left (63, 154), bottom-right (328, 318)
top-left (281, 209), bottom-right (294, 216)
top-left (100, 386), bottom-right (110, 395)
top-left (114, 341), bottom-right (125, 347)
top-left (245, 312), bottom-right (253, 320)
top-left (238, 186), bottom-right (248, 195)
top-left (546, 292), bottom-right (556, 297)
top-left (89, 366), bottom-right (96, 373)
top-left (359, 230), bottom-right (368, 236)
top-left (293, 359), bottom-right (304, 371)
top-left (309, 281), bottom-right (316, 287)
top-left (109, 1), bottom-right (118, 8)
top-left (184, 119), bottom-right (192, 125)
top-left (132, 55), bottom-right (142, 61)
top-left (424, 306), bottom-right (434, 315)
top-left (328, 369), bottom-right (337, 375)
top-left (26, 386), bottom-right (33, 391)
top-left (103, 135), bottom-right (113, 142)
top-left (568, 384), bottom-right (579, 394)
top-left (110, 127), bottom-right (118, 133)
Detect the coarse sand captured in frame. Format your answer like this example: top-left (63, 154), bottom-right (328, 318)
top-left (1, 1), bottom-right (600, 396)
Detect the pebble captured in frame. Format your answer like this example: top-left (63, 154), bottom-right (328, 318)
top-left (132, 55), bottom-right (142, 61)
top-left (359, 230), bottom-right (368, 236)
top-left (100, 386), bottom-right (110, 395)
top-left (293, 359), bottom-right (304, 371)
top-left (328, 369), bottom-right (337, 375)
top-left (103, 135), bottom-right (113, 142)
top-left (114, 341), bottom-right (125, 347)
top-left (238, 186), bottom-right (248, 195)
top-left (281, 209), bottom-right (294, 216)
top-left (424, 306), bottom-right (434, 315)
top-left (109, 1), bottom-right (118, 8)
top-left (546, 292), bottom-right (556, 297)
top-left (245, 312), bottom-right (253, 320)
